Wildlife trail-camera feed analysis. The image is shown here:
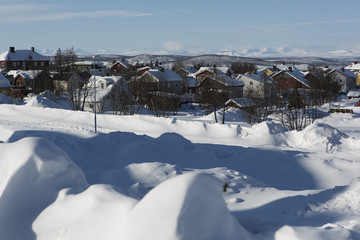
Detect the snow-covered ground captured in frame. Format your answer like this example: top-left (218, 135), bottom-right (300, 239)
top-left (1, 93), bottom-right (360, 240)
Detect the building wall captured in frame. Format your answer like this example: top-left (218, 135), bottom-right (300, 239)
top-left (0, 60), bottom-right (49, 71)
top-left (272, 72), bottom-right (306, 91)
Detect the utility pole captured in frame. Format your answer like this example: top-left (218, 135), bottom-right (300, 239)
top-left (93, 56), bottom-right (97, 133)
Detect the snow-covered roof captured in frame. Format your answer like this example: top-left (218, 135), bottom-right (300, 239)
top-left (195, 67), bottom-right (231, 76)
top-left (184, 76), bottom-right (198, 88)
top-left (147, 69), bottom-right (182, 82)
top-left (111, 60), bottom-right (131, 69)
top-left (74, 61), bottom-right (106, 68)
top-left (6, 70), bottom-right (42, 80)
top-left (237, 72), bottom-right (274, 84)
top-left (183, 67), bottom-right (198, 74)
top-left (272, 67), bottom-right (310, 87)
top-left (345, 62), bottom-right (360, 71)
top-left (0, 48), bottom-right (48, 61)
top-left (86, 76), bottom-right (128, 101)
top-left (333, 68), bottom-right (358, 79)
top-left (226, 98), bottom-right (255, 107)
top-left (347, 90), bottom-right (360, 97)
top-left (0, 72), bottom-right (11, 87)
top-left (203, 75), bottom-right (244, 87)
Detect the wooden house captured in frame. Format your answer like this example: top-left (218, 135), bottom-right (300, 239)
top-left (271, 66), bottom-right (310, 92)
top-left (197, 75), bottom-right (244, 99)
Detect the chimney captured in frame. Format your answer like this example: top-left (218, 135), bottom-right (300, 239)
top-left (10, 47), bottom-right (15, 53)
top-left (288, 66), bottom-right (293, 72)
top-left (31, 47), bottom-right (35, 52)
top-left (341, 67), bottom-right (345, 72)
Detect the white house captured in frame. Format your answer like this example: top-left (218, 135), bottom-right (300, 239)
top-left (84, 75), bottom-right (129, 112)
top-left (236, 72), bottom-right (277, 98)
top-left (326, 68), bottom-right (357, 93)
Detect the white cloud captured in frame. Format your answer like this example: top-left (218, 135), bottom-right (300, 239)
top-left (161, 41), bottom-right (183, 53)
top-left (0, 5), bottom-right (153, 23)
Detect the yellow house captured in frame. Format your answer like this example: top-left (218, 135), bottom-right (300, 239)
top-left (355, 72), bottom-right (360, 86)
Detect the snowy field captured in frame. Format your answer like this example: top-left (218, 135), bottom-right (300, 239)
top-left (1, 94), bottom-right (360, 240)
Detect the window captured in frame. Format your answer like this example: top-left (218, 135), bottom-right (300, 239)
top-left (34, 62), bottom-right (38, 67)
top-left (41, 62), bottom-right (44, 67)
top-left (22, 62), bottom-right (26, 67)
top-left (250, 81), bottom-right (253, 85)
top-left (12, 62), bottom-right (16, 67)
top-left (101, 82), bottom-right (105, 89)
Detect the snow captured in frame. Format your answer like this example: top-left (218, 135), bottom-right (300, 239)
top-left (0, 49), bottom-right (48, 61)
top-left (1, 95), bottom-right (360, 239)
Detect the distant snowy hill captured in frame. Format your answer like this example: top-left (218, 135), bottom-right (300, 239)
top-left (39, 47), bottom-right (360, 67)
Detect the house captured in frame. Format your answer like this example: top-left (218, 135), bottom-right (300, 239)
top-left (237, 71), bottom-right (277, 98)
top-left (137, 66), bottom-right (152, 76)
top-left (132, 68), bottom-right (183, 95)
top-left (225, 98), bottom-right (255, 110)
top-left (325, 68), bottom-right (357, 93)
top-left (73, 60), bottom-right (106, 72)
top-left (6, 70), bottom-right (47, 98)
top-left (0, 72), bottom-right (11, 96)
top-left (52, 72), bottom-right (90, 94)
top-left (271, 66), bottom-right (310, 91)
top-left (175, 67), bottom-right (198, 79)
top-left (84, 75), bottom-right (129, 112)
top-left (345, 61), bottom-right (360, 86)
top-left (0, 47), bottom-right (49, 71)
top-left (193, 66), bottom-right (232, 82)
top-left (110, 60), bottom-right (132, 74)
top-left (197, 75), bottom-right (244, 99)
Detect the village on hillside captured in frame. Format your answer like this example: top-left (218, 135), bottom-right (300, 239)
top-left (1, 46), bottom-right (360, 127)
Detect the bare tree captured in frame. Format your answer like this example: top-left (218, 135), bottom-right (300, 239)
top-left (108, 79), bottom-right (134, 115)
top-left (231, 62), bottom-right (257, 74)
top-left (68, 73), bottom-right (89, 111)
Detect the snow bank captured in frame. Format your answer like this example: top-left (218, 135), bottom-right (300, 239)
top-left (313, 178), bottom-right (360, 214)
top-left (287, 123), bottom-right (348, 152)
top-left (24, 92), bottom-right (65, 109)
top-left (0, 137), bottom-right (88, 240)
top-left (275, 225), bottom-right (352, 240)
top-left (122, 172), bottom-right (249, 240)
top-left (34, 185), bottom-right (137, 240)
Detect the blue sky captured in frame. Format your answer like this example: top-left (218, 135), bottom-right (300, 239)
top-left (1, 0), bottom-right (360, 56)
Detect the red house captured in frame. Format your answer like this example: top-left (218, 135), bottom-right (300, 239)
top-left (271, 66), bottom-right (309, 91)
top-left (0, 47), bottom-right (49, 71)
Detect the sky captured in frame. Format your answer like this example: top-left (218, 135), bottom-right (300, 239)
top-left (1, 0), bottom-right (360, 57)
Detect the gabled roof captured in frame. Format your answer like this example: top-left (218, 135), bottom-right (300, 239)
top-left (237, 72), bottom-right (274, 84)
top-left (6, 70), bottom-right (42, 80)
top-left (0, 72), bottom-right (11, 87)
top-left (272, 67), bottom-right (310, 87)
top-left (194, 66), bottom-right (231, 76)
top-left (345, 62), bottom-right (360, 71)
top-left (0, 49), bottom-right (48, 61)
top-left (146, 69), bottom-right (182, 82)
top-left (201, 75), bottom-right (244, 87)
top-left (184, 76), bottom-right (198, 88)
top-left (328, 68), bottom-right (358, 79)
top-left (226, 98), bottom-right (255, 107)
top-left (111, 60), bottom-right (131, 69)
top-left (183, 67), bottom-right (198, 74)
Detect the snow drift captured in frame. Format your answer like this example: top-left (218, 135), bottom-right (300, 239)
top-left (0, 137), bottom-right (88, 240)
top-left (122, 172), bottom-right (249, 240)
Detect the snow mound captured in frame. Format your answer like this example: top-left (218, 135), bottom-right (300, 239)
top-left (0, 137), bottom-right (88, 240)
top-left (24, 92), bottom-right (64, 109)
top-left (275, 225), bottom-right (351, 240)
top-left (122, 172), bottom-right (249, 240)
top-left (34, 185), bottom-right (137, 240)
top-left (241, 121), bottom-right (287, 147)
top-left (288, 123), bottom-right (348, 152)
top-left (314, 178), bottom-right (360, 214)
